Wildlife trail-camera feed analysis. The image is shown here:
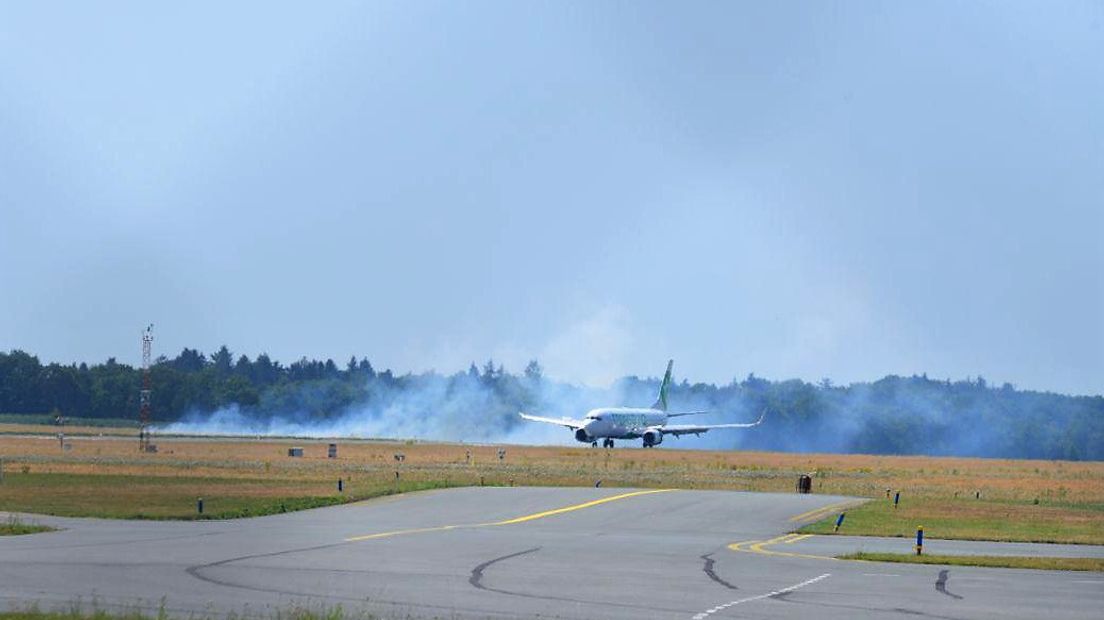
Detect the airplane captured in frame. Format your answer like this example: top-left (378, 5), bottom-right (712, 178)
top-left (518, 360), bottom-right (765, 448)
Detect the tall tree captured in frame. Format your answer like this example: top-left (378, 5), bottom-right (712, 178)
top-left (210, 346), bottom-right (233, 376)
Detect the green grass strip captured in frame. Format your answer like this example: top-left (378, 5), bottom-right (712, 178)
top-left (0, 472), bottom-right (463, 520)
top-left (0, 523), bottom-right (55, 535)
top-left (839, 551), bottom-right (1104, 572)
top-left (798, 496), bottom-right (1104, 545)
top-left (0, 516), bottom-right (55, 536)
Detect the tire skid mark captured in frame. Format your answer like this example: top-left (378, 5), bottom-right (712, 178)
top-left (936, 569), bottom-right (964, 600)
top-left (187, 549), bottom-right (529, 619)
top-left (185, 540), bottom-right (348, 593)
top-left (700, 552), bottom-right (738, 590)
top-left (467, 546), bottom-right (690, 614)
top-left (469, 547), bottom-right (542, 590)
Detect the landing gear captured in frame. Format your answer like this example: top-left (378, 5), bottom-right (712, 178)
top-left (602, 438), bottom-right (614, 449)
top-left (591, 441), bottom-right (598, 447)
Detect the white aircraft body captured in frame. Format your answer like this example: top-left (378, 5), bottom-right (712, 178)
top-left (519, 360), bottom-right (765, 448)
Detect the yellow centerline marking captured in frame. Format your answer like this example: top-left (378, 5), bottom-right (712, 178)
top-left (491, 489), bottom-right (674, 525)
top-left (345, 488), bottom-right (675, 542)
top-left (729, 534), bottom-right (835, 561)
top-left (750, 534), bottom-right (794, 553)
top-left (346, 525), bottom-right (457, 542)
top-left (728, 540), bottom-right (757, 552)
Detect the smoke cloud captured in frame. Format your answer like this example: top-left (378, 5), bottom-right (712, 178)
top-left (159, 368), bottom-right (1104, 460)
top-left (161, 370), bottom-right (612, 446)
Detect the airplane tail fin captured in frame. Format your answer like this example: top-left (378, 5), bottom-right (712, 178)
top-left (651, 360), bottom-right (674, 411)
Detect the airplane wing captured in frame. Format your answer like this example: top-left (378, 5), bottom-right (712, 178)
top-left (518, 411), bottom-right (587, 430)
top-left (660, 411), bottom-right (766, 436)
top-left (666, 410), bottom-right (710, 418)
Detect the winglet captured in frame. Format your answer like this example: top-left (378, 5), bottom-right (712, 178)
top-left (651, 359), bottom-right (674, 411)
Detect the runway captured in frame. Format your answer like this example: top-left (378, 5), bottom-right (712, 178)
top-left (2, 487), bottom-right (1101, 619)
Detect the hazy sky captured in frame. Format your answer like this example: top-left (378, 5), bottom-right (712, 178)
top-left (1, 1), bottom-right (1101, 394)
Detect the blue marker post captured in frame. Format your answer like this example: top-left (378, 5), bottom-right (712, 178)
top-left (834, 512), bottom-right (846, 532)
top-left (197, 497), bottom-right (204, 515)
top-left (894, 492), bottom-right (900, 509)
top-left (337, 478), bottom-right (344, 493)
top-left (916, 526), bottom-right (924, 555)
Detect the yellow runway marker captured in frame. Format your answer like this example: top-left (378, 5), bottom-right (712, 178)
top-left (345, 489), bottom-right (675, 542)
top-left (785, 534), bottom-right (813, 544)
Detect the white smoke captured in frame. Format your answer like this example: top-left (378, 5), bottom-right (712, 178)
top-left (159, 370), bottom-right (619, 445)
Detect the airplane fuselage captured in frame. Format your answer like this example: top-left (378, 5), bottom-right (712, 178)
top-left (519, 359), bottom-right (763, 448)
top-left (574, 407), bottom-right (667, 443)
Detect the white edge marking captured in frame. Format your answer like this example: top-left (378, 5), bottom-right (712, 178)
top-left (691, 573), bottom-right (831, 618)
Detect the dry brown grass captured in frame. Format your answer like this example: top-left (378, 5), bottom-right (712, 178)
top-left (3, 426), bottom-right (1103, 539)
top-left (3, 430), bottom-right (1101, 504)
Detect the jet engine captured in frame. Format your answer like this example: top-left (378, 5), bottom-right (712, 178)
top-left (575, 428), bottom-right (592, 443)
top-left (642, 428), bottom-right (664, 447)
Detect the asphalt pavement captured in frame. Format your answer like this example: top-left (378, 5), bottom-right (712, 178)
top-left (2, 487), bottom-right (1101, 619)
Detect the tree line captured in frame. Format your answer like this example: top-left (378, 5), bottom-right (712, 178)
top-left (0, 348), bottom-right (537, 425)
top-left (0, 348), bottom-right (1100, 460)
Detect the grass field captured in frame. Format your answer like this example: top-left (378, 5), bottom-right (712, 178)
top-left (839, 551), bottom-right (1104, 571)
top-left (1, 425), bottom-right (1102, 543)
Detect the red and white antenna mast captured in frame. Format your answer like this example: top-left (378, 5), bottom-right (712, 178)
top-left (139, 324), bottom-right (153, 451)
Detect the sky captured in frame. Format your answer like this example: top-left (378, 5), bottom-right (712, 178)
top-left (1, 1), bottom-right (1101, 395)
